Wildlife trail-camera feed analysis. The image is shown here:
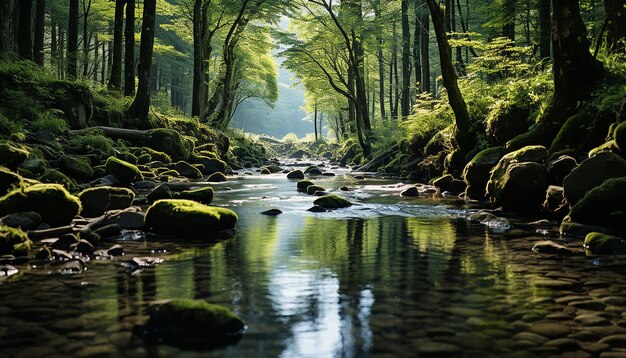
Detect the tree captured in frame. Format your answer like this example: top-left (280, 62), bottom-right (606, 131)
top-left (400, 0), bottom-right (411, 117)
top-left (502, 0), bottom-right (516, 41)
top-left (68, 0), bottom-right (79, 79)
top-left (419, 2), bottom-right (431, 93)
top-left (17, 0), bottom-right (33, 60)
top-left (34, 0), bottom-right (46, 65)
top-left (538, 0), bottom-right (550, 59)
top-left (124, 0), bottom-right (135, 96)
top-left (603, 0), bottom-right (626, 53)
top-left (129, 0), bottom-right (157, 119)
top-left (108, 0), bottom-right (124, 89)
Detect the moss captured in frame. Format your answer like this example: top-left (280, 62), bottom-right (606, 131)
top-left (105, 157), bottom-right (142, 185)
top-left (19, 158), bottom-right (48, 176)
top-left (78, 186), bottom-right (135, 217)
top-left (297, 180), bottom-right (314, 192)
top-left (39, 168), bottom-right (78, 192)
top-left (69, 134), bottom-right (115, 157)
top-left (306, 185), bottom-right (326, 195)
top-left (141, 128), bottom-right (193, 161)
top-left (614, 121), bottom-right (626, 152)
top-left (32, 112), bottom-right (70, 134)
top-left (192, 156), bottom-right (227, 175)
top-left (207, 172), bottom-right (227, 182)
top-left (145, 199), bottom-right (237, 235)
top-left (137, 153), bottom-right (152, 164)
top-left (197, 150), bottom-right (218, 159)
top-left (570, 177), bottom-right (626, 235)
top-left (314, 194), bottom-right (352, 209)
top-left (142, 147), bottom-right (172, 164)
top-left (0, 184), bottom-right (81, 226)
top-left (0, 142), bottom-right (29, 170)
top-left (0, 225), bottom-right (31, 256)
top-left (0, 167), bottom-right (23, 195)
top-left (174, 187), bottom-right (214, 205)
top-left (486, 145), bottom-right (548, 200)
top-left (584, 232), bottom-right (626, 255)
top-left (588, 140), bottom-right (620, 157)
top-left (58, 155), bottom-right (94, 182)
top-left (171, 161), bottom-right (203, 179)
top-left (118, 152), bottom-right (138, 165)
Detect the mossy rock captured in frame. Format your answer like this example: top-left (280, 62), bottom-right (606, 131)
top-left (78, 186), bottom-right (135, 217)
top-left (192, 155), bottom-right (226, 175)
top-left (486, 145), bottom-right (548, 201)
top-left (570, 177), bottom-right (626, 235)
top-left (0, 225), bottom-right (31, 256)
top-left (563, 151), bottom-right (626, 206)
top-left (170, 161), bottom-right (202, 179)
top-left (615, 121), bottom-right (626, 152)
top-left (145, 199), bottom-right (237, 235)
top-left (58, 155), bottom-right (94, 182)
top-left (584, 232), bottom-right (626, 255)
top-left (141, 129), bottom-right (193, 162)
top-left (546, 155), bottom-right (577, 185)
top-left (0, 184), bottom-right (81, 226)
top-left (0, 142), bottom-right (29, 170)
top-left (207, 172), bottom-right (227, 182)
top-left (588, 140), bottom-right (621, 157)
top-left (462, 146), bottom-right (507, 200)
top-left (287, 170), bottom-right (305, 180)
top-left (297, 180), bottom-right (314, 192)
top-left (313, 194), bottom-right (352, 209)
top-left (142, 147), bottom-right (172, 164)
top-left (19, 158), bottom-right (48, 176)
top-left (117, 152), bottom-right (138, 165)
top-left (137, 153), bottom-right (152, 164)
top-left (486, 103), bottom-right (531, 146)
top-left (147, 183), bottom-right (173, 203)
top-left (0, 167), bottom-right (23, 195)
top-left (137, 299), bottom-right (244, 347)
top-left (174, 187), bottom-right (214, 205)
top-left (260, 168), bottom-right (271, 175)
top-left (306, 185), bottom-right (326, 196)
top-left (39, 168), bottom-right (78, 192)
top-left (489, 162), bottom-right (550, 214)
top-left (105, 157), bottom-right (143, 186)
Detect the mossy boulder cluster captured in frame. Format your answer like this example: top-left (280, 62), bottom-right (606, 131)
top-left (0, 184), bottom-right (81, 227)
top-left (145, 199), bottom-right (237, 236)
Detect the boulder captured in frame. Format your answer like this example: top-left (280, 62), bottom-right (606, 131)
top-left (297, 180), bottom-right (314, 192)
top-left (614, 121), bottom-right (626, 152)
top-left (105, 157), bottom-right (142, 186)
top-left (433, 174), bottom-right (453, 191)
top-left (306, 185), bottom-right (326, 196)
top-left (401, 187), bottom-right (419, 197)
top-left (546, 155), bottom-right (577, 185)
top-left (207, 172), bottom-right (227, 182)
top-left (532, 240), bottom-right (577, 256)
top-left (563, 151), bottom-right (626, 206)
top-left (543, 185), bottom-right (568, 220)
top-left (260, 168), bottom-right (271, 175)
top-left (0, 167), bottom-right (23, 195)
top-left (174, 187), bottom-right (214, 205)
top-left (560, 218), bottom-right (611, 239)
top-left (0, 184), bottom-right (81, 226)
top-left (193, 156), bottom-right (227, 175)
top-left (170, 161), bottom-right (202, 179)
top-left (307, 205), bottom-right (327, 212)
top-left (19, 158), bottom-right (47, 176)
top-left (569, 177), bottom-right (626, 235)
top-left (0, 225), bottom-right (31, 256)
top-left (39, 168), bottom-right (78, 191)
top-left (463, 147), bottom-right (506, 200)
top-left (78, 186), bottom-right (135, 217)
top-left (314, 195), bottom-right (352, 209)
top-left (0, 211), bottom-right (41, 230)
top-left (305, 166), bottom-right (323, 176)
top-left (142, 147), bottom-right (172, 164)
top-left (287, 170), bottom-right (305, 180)
top-left (486, 145), bottom-right (548, 200)
top-left (584, 232), bottom-right (626, 255)
top-left (141, 129), bottom-right (193, 161)
top-left (261, 209), bottom-right (282, 216)
top-left (0, 143), bottom-right (29, 170)
top-left (135, 299), bottom-right (244, 347)
top-left (489, 162), bottom-right (550, 214)
top-left (486, 104), bottom-right (531, 146)
top-left (58, 155), bottom-right (93, 182)
top-left (145, 199), bottom-right (238, 235)
top-left (147, 184), bottom-right (173, 203)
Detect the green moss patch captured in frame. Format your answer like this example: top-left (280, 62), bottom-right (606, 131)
top-left (0, 225), bottom-right (31, 256)
top-left (145, 199), bottom-right (237, 235)
top-left (584, 232), bottom-right (626, 255)
top-left (173, 187), bottom-right (214, 205)
top-left (570, 177), bottom-right (626, 235)
top-left (105, 157), bottom-right (142, 186)
top-left (39, 168), bottom-right (78, 192)
top-left (0, 167), bottom-right (23, 195)
top-left (141, 128), bottom-right (193, 162)
top-left (0, 184), bottom-right (81, 227)
top-left (0, 142), bottom-right (29, 170)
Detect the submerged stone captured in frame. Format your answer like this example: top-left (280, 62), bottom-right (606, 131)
top-left (297, 180), bottom-right (314, 192)
top-left (0, 184), bottom-right (81, 227)
top-left (313, 194), bottom-right (352, 209)
top-left (135, 299), bottom-right (244, 348)
top-left (287, 170), bottom-right (305, 180)
top-left (261, 209), bottom-right (282, 216)
top-left (306, 185), bottom-right (325, 196)
top-left (145, 199), bottom-right (237, 235)
top-left (584, 232), bottom-right (626, 255)
top-left (401, 187), bottom-right (419, 197)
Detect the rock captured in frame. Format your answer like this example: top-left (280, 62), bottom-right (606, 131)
top-left (145, 199), bottom-right (237, 235)
top-left (0, 142), bottom-right (29, 170)
top-left (305, 167), bottom-right (323, 176)
top-left (147, 184), bottom-right (172, 203)
top-left (416, 341), bottom-right (461, 355)
top-left (107, 244), bottom-right (124, 256)
top-left (110, 210), bottom-right (145, 230)
top-left (0, 211), bottom-right (41, 230)
top-left (529, 323), bottom-right (572, 338)
top-left (433, 174), bottom-right (453, 191)
top-left (287, 170), bottom-right (305, 180)
top-left (532, 240), bottom-right (578, 256)
top-left (560, 218), bottom-right (611, 239)
top-left (90, 174), bottom-right (121, 187)
top-left (563, 152), bottom-right (626, 206)
top-left (174, 187), bottom-right (214, 205)
top-left (306, 185), bottom-right (326, 195)
top-left (546, 155), bottom-right (578, 185)
top-left (0, 226), bottom-right (31, 256)
top-left (487, 146), bottom-right (548, 196)
top-left (141, 128), bottom-right (193, 161)
top-left (193, 157), bottom-right (227, 176)
top-left (314, 195), bottom-right (352, 209)
top-left (58, 155), bottom-right (93, 182)
top-left (207, 172), bottom-right (227, 182)
top-left (463, 146), bottom-right (507, 200)
top-left (135, 299), bottom-right (244, 347)
top-left (35, 246), bottom-right (51, 260)
top-left (261, 209), bottom-right (282, 216)
top-left (39, 168), bottom-right (78, 191)
top-left (78, 186), bottom-right (135, 217)
top-left (105, 157), bottom-right (142, 186)
top-left (297, 180), bottom-right (314, 192)
top-left (488, 161), bottom-right (550, 214)
top-left (570, 177), bottom-right (626, 235)
top-left (599, 334), bottom-right (626, 348)
top-left (19, 157), bottom-right (47, 176)
top-left (0, 184), bottom-right (81, 226)
top-left (142, 148), bottom-right (172, 164)
top-left (289, 149), bottom-right (310, 159)
top-left (0, 167), bottom-right (23, 195)
top-left (72, 239), bottom-right (95, 256)
top-left (401, 187), bottom-right (419, 197)
top-left (169, 161), bottom-right (202, 179)
top-left (543, 185), bottom-right (568, 220)
top-left (584, 232), bottom-right (626, 255)
top-left (486, 103), bottom-right (531, 145)
top-left (93, 224), bottom-right (121, 240)
top-left (615, 121), bottom-right (626, 152)
top-left (307, 205), bottom-right (327, 213)
top-left (260, 168), bottom-right (271, 175)
top-left (50, 234), bottom-right (79, 250)
top-left (133, 180), bottom-right (157, 190)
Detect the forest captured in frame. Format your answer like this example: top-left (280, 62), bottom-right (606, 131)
top-left (1, 0), bottom-right (626, 356)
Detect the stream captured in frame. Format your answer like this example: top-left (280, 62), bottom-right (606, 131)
top-left (2, 161), bottom-right (626, 357)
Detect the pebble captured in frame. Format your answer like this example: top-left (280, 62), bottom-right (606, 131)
top-left (529, 322), bottom-right (571, 338)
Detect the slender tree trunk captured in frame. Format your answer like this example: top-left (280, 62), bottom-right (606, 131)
top-left (93, 36), bottom-right (99, 81)
top-left (374, 5), bottom-right (386, 121)
top-left (401, 0), bottom-right (411, 117)
top-left (51, 21), bottom-right (57, 67)
top-left (503, 0), bottom-right (516, 41)
top-left (425, 0), bottom-right (474, 154)
top-left (444, 0), bottom-right (451, 31)
top-left (33, 0), bottom-right (45, 65)
top-left (314, 104), bottom-right (318, 141)
top-left (129, 0), bottom-right (156, 119)
top-left (604, 0), bottom-right (626, 53)
top-left (18, 0), bottom-right (33, 60)
top-left (100, 41), bottom-right (106, 84)
top-left (108, 0), bottom-right (124, 90)
top-left (413, 0), bottom-right (422, 92)
top-left (67, 0), bottom-right (79, 79)
top-left (538, 0), bottom-right (551, 59)
top-left (124, 0), bottom-right (136, 96)
top-left (192, 0), bottom-right (204, 117)
top-left (59, 30), bottom-right (65, 79)
top-left (388, 45), bottom-right (394, 117)
top-left (420, 9), bottom-right (431, 93)
top-left (0, 1), bottom-right (6, 52)
top-left (82, 0), bottom-right (92, 78)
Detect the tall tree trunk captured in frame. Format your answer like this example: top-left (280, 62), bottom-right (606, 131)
top-left (0, 0), bottom-right (6, 52)
top-left (100, 41), bottom-right (106, 84)
top-left (401, 0), bottom-right (411, 117)
top-left (503, 0), bottom-right (516, 41)
top-left (51, 21), bottom-right (57, 67)
top-left (420, 9), bottom-right (431, 93)
top-left (388, 43), bottom-right (394, 117)
top-left (538, 0), bottom-right (551, 59)
top-left (314, 104), bottom-right (318, 141)
top-left (108, 0), bottom-right (124, 90)
top-left (67, 0), bottom-right (79, 79)
top-left (319, 113), bottom-right (324, 139)
top-left (33, 0), bottom-right (45, 65)
top-left (128, 0), bottom-right (156, 119)
top-left (17, 0), bottom-right (33, 60)
top-left (82, 0), bottom-right (92, 78)
top-left (451, 0), bottom-right (465, 74)
top-left (124, 0), bottom-right (136, 96)
top-left (425, 0), bottom-right (474, 154)
top-left (192, 0), bottom-right (205, 117)
top-left (93, 36), bottom-right (99, 81)
top-left (59, 29), bottom-right (65, 79)
top-left (413, 0), bottom-right (422, 92)
top-left (604, 0), bottom-right (626, 53)
top-left (374, 6), bottom-right (386, 120)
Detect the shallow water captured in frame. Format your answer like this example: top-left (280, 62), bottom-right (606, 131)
top-left (3, 166), bottom-right (626, 357)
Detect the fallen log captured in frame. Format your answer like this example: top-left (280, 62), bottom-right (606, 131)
top-left (354, 144), bottom-right (400, 172)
